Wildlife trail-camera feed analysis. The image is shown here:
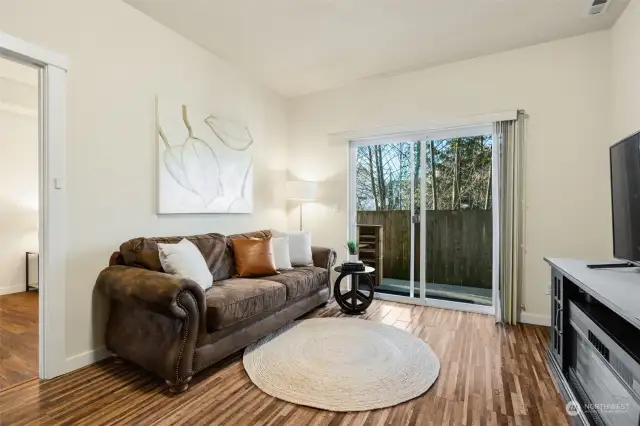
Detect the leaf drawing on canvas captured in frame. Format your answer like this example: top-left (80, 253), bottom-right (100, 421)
top-left (204, 115), bottom-right (253, 151)
top-left (240, 158), bottom-right (252, 198)
top-left (159, 105), bottom-right (221, 206)
top-left (180, 105), bottom-right (221, 205)
top-left (158, 126), bottom-right (194, 193)
top-left (157, 99), bottom-right (254, 214)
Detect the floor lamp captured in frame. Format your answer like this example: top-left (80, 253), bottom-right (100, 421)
top-left (286, 181), bottom-right (317, 230)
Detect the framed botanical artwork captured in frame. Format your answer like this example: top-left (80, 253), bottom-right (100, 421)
top-left (156, 97), bottom-right (253, 214)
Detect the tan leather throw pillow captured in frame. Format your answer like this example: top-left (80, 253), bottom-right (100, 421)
top-left (231, 238), bottom-right (278, 278)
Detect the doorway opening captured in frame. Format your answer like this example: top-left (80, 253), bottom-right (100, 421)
top-left (0, 31), bottom-right (68, 382)
top-left (0, 55), bottom-right (40, 390)
top-left (349, 124), bottom-right (497, 314)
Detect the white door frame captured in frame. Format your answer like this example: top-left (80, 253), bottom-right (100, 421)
top-left (0, 31), bottom-right (68, 379)
top-left (348, 123), bottom-right (497, 316)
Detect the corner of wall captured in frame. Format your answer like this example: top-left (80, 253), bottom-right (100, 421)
top-left (65, 347), bottom-right (110, 373)
top-left (610, 0), bottom-right (640, 140)
top-left (519, 312), bottom-right (551, 327)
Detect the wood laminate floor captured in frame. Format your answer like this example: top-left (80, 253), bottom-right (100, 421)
top-left (0, 291), bottom-right (38, 391)
top-left (0, 300), bottom-right (568, 425)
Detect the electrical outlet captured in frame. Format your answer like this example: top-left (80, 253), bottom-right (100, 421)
top-left (546, 283), bottom-right (551, 295)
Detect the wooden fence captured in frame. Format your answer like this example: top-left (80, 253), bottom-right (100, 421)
top-left (357, 210), bottom-right (492, 289)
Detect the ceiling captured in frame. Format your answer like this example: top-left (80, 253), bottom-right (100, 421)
top-left (125, 0), bottom-right (629, 97)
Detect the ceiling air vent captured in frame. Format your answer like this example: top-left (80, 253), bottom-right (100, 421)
top-left (587, 0), bottom-right (611, 16)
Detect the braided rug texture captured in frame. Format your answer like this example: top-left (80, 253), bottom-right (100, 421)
top-left (243, 318), bottom-right (440, 412)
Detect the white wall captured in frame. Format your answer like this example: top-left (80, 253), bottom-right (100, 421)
top-left (287, 32), bottom-right (613, 323)
top-left (0, 0), bottom-right (289, 364)
top-left (612, 0), bottom-right (640, 140)
top-left (0, 62), bottom-right (39, 295)
top-left (0, 0), bottom-right (626, 371)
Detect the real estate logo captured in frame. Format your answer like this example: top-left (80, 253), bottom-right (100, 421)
top-left (566, 401), bottom-right (581, 417)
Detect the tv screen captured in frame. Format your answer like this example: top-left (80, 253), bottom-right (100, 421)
top-left (611, 132), bottom-right (640, 263)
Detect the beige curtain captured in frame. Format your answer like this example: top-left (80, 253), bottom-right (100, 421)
top-left (495, 112), bottom-right (525, 324)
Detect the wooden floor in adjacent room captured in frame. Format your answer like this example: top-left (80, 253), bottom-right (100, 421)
top-left (0, 300), bottom-right (568, 425)
top-left (0, 291), bottom-right (38, 391)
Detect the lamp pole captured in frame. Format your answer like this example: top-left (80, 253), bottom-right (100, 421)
top-left (286, 180), bottom-right (317, 231)
top-left (299, 202), bottom-right (303, 231)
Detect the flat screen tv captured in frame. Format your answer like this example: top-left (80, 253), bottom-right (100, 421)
top-left (611, 131), bottom-right (640, 264)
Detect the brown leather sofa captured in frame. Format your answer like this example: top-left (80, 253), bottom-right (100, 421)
top-left (97, 230), bottom-right (336, 393)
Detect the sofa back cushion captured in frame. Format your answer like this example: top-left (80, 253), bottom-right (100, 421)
top-left (226, 229), bottom-right (272, 244)
top-left (119, 233), bottom-right (234, 281)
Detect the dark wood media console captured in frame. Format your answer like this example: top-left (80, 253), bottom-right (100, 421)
top-left (545, 258), bottom-right (640, 426)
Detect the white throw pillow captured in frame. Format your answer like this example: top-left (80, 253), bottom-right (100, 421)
top-left (271, 237), bottom-right (293, 270)
top-left (158, 239), bottom-right (213, 290)
top-left (271, 230), bottom-right (313, 266)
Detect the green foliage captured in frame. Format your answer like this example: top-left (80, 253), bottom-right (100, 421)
top-left (346, 240), bottom-right (358, 255)
top-left (356, 135), bottom-right (493, 211)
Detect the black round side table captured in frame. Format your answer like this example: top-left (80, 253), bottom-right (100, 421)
top-left (333, 265), bottom-right (375, 314)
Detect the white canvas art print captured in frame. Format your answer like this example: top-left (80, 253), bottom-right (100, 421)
top-left (157, 98), bottom-right (253, 214)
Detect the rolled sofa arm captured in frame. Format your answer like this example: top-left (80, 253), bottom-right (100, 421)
top-left (97, 265), bottom-right (206, 386)
top-left (311, 246), bottom-right (337, 270)
top-left (97, 265), bottom-right (206, 323)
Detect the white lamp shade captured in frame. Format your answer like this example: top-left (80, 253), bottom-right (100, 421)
top-left (286, 181), bottom-right (317, 201)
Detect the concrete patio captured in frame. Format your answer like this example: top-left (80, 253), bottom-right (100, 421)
top-left (377, 278), bottom-right (492, 306)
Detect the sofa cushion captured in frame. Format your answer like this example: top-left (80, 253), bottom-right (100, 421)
top-left (271, 230), bottom-right (313, 266)
top-left (158, 239), bottom-right (213, 290)
top-left (225, 230), bottom-right (272, 276)
top-left (230, 237), bottom-right (278, 278)
top-left (119, 233), bottom-right (234, 281)
top-left (226, 230), bottom-right (271, 245)
top-left (205, 278), bottom-right (286, 331)
top-left (261, 266), bottom-right (328, 300)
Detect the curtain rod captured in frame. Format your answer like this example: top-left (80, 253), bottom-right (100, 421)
top-left (328, 110), bottom-right (523, 146)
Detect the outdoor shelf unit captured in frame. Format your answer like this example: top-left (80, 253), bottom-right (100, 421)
top-left (357, 224), bottom-right (383, 286)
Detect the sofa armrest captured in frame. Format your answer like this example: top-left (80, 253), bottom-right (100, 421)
top-left (97, 265), bottom-right (206, 323)
top-left (97, 265), bottom-right (207, 385)
top-left (311, 246), bottom-right (337, 270)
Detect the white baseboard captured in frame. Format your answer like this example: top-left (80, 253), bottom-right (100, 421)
top-left (520, 312), bottom-right (551, 326)
top-left (0, 285), bottom-right (27, 296)
top-left (65, 346), bottom-right (110, 372)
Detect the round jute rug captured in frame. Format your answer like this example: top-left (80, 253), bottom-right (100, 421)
top-left (243, 318), bottom-right (440, 412)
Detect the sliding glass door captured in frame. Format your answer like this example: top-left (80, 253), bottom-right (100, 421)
top-left (349, 125), bottom-right (496, 313)
top-left (419, 134), bottom-right (494, 308)
top-left (352, 140), bottom-right (419, 301)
